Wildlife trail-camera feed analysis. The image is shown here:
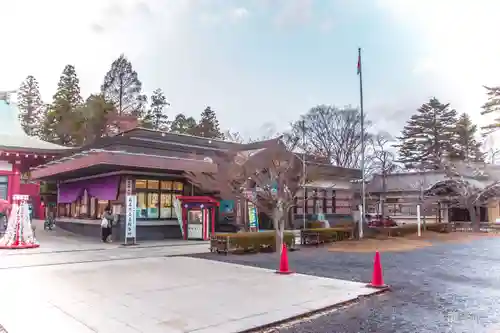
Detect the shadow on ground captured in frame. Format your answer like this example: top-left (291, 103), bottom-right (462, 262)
top-left (190, 238), bottom-right (500, 333)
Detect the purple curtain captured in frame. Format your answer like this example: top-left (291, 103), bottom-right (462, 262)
top-left (86, 176), bottom-right (120, 201)
top-left (58, 183), bottom-right (83, 203)
top-left (58, 176), bottom-right (120, 203)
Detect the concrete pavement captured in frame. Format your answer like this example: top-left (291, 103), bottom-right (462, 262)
top-left (0, 256), bottom-right (379, 333)
top-left (0, 221), bottom-right (382, 333)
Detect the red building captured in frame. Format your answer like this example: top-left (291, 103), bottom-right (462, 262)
top-left (0, 95), bottom-right (68, 218)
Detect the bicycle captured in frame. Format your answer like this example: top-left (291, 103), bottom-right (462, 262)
top-left (44, 216), bottom-right (55, 230)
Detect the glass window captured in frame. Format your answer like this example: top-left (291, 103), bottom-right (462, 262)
top-left (0, 176), bottom-right (7, 201)
top-left (161, 181), bottom-right (172, 190)
top-left (147, 192), bottom-right (159, 218)
top-left (147, 180), bottom-right (159, 190)
top-left (137, 192), bottom-right (147, 218)
top-left (173, 181), bottom-right (183, 192)
top-left (135, 179), bottom-right (147, 189)
top-left (160, 193), bottom-right (172, 218)
top-left (134, 179), bottom-right (185, 219)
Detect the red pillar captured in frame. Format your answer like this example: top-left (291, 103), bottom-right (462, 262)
top-left (182, 205), bottom-right (187, 240)
top-left (211, 206), bottom-right (215, 236)
top-left (10, 163), bottom-right (21, 201)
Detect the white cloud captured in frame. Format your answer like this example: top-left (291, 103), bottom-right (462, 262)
top-left (274, 0), bottom-right (313, 27)
top-left (379, 0), bottom-right (500, 127)
top-left (230, 7), bottom-right (250, 21)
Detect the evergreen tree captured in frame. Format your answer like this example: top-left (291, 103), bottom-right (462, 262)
top-left (194, 106), bottom-right (224, 139)
top-left (17, 75), bottom-right (44, 136)
top-left (101, 54), bottom-right (146, 118)
top-left (396, 98), bottom-right (457, 169)
top-left (482, 86), bottom-right (500, 133)
top-left (74, 94), bottom-right (116, 145)
top-left (451, 113), bottom-right (484, 162)
top-left (43, 65), bottom-right (83, 146)
top-left (170, 113), bottom-right (197, 134)
top-left (143, 88), bottom-right (170, 130)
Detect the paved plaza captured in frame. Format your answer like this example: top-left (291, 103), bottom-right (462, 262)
top-left (0, 225), bottom-right (380, 333)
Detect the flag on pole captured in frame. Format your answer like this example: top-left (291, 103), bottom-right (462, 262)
top-left (357, 53), bottom-right (361, 75)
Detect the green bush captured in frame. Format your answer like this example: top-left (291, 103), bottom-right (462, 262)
top-left (302, 227), bottom-right (352, 243)
top-left (371, 223), bottom-right (452, 237)
top-left (214, 231), bottom-right (295, 253)
top-left (306, 221), bottom-right (324, 229)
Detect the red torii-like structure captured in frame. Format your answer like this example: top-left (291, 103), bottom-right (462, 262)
top-left (176, 196), bottom-right (219, 240)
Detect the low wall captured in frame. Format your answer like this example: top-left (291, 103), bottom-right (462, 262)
top-left (56, 216), bottom-right (183, 242)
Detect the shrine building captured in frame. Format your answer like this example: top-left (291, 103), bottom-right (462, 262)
top-left (0, 94), bottom-right (68, 218)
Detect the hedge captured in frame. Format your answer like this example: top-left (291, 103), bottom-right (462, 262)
top-left (371, 223), bottom-right (451, 237)
top-left (212, 231), bottom-right (295, 254)
top-left (301, 227), bottom-right (352, 244)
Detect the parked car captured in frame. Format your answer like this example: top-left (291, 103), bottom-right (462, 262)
top-left (368, 215), bottom-right (398, 227)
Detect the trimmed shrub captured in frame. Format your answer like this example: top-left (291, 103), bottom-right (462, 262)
top-left (306, 221), bottom-right (324, 229)
top-left (213, 231), bottom-right (295, 254)
top-left (302, 227), bottom-right (353, 244)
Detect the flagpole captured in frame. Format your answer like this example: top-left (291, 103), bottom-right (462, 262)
top-left (358, 47), bottom-right (365, 239)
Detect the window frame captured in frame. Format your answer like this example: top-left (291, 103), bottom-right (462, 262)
top-left (135, 178), bottom-right (184, 220)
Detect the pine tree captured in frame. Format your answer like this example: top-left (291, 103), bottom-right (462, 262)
top-left (396, 98), bottom-right (457, 169)
top-left (451, 113), bottom-right (484, 162)
top-left (17, 75), bottom-right (44, 136)
top-left (194, 106), bottom-right (224, 139)
top-left (143, 88), bottom-right (170, 130)
top-left (170, 113), bottom-right (197, 134)
top-left (101, 54), bottom-right (146, 118)
top-left (43, 65), bottom-right (83, 146)
top-left (482, 86), bottom-right (500, 132)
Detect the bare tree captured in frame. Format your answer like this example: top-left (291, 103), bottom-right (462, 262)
top-left (185, 138), bottom-right (322, 255)
top-left (287, 105), bottom-right (372, 169)
top-left (368, 132), bottom-right (400, 216)
top-left (426, 161), bottom-right (500, 231)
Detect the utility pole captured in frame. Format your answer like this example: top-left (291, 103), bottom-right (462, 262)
top-left (302, 120), bottom-right (307, 229)
top-left (357, 47), bottom-right (366, 239)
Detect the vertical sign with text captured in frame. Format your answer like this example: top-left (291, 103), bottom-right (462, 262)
top-left (125, 195), bottom-right (137, 243)
top-left (125, 178), bottom-right (133, 196)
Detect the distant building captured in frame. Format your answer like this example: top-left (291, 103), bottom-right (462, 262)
top-left (31, 128), bottom-right (361, 241)
top-left (366, 163), bottom-right (500, 224)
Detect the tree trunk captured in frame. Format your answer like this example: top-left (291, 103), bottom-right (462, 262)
top-left (273, 203), bottom-right (285, 259)
top-left (468, 205), bottom-right (480, 232)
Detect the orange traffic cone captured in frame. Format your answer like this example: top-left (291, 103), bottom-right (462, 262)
top-left (367, 251), bottom-right (388, 288)
top-left (276, 243), bottom-right (293, 275)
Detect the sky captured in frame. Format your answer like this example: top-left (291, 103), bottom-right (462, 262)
top-left (1, 0), bottom-right (500, 141)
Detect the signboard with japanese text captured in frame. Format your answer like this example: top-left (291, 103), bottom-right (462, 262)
top-left (125, 178), bottom-right (133, 196)
top-left (125, 195), bottom-right (137, 242)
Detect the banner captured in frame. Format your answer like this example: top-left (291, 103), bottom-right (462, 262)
top-left (173, 196), bottom-right (184, 238)
top-left (248, 202), bottom-right (259, 231)
top-left (125, 195), bottom-right (137, 240)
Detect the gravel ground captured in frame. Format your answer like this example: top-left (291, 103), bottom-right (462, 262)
top-left (191, 238), bottom-right (500, 333)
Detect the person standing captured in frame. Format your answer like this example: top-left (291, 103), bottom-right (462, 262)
top-left (101, 207), bottom-right (114, 242)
